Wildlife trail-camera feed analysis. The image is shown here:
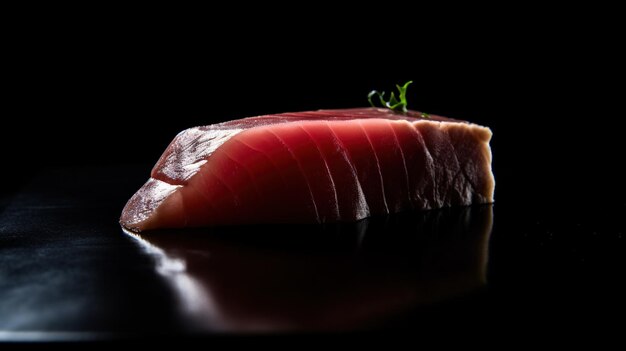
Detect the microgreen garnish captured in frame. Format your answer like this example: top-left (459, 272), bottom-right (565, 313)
top-left (368, 81), bottom-right (413, 113)
top-left (421, 112), bottom-right (430, 119)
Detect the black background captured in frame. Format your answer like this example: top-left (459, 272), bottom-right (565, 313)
top-left (4, 10), bottom-right (623, 209)
top-left (2, 8), bottom-right (625, 339)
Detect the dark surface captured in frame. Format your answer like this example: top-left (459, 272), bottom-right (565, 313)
top-left (1, 166), bottom-right (625, 340)
top-left (0, 167), bottom-right (184, 338)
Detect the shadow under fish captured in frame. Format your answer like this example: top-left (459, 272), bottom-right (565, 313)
top-left (123, 205), bottom-right (493, 332)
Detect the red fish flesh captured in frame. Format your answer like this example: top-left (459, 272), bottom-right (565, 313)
top-left (121, 108), bottom-right (494, 231)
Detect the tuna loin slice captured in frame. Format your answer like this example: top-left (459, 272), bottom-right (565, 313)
top-left (121, 108), bottom-right (495, 231)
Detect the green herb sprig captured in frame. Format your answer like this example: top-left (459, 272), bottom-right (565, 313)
top-left (368, 81), bottom-right (413, 113)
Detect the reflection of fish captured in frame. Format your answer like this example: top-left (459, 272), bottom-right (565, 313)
top-left (124, 205), bottom-right (493, 332)
top-left (120, 108), bottom-right (495, 231)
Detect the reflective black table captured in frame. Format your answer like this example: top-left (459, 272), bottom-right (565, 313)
top-left (1, 166), bottom-right (624, 340)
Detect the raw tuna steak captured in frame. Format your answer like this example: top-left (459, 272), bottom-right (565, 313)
top-left (121, 108), bottom-right (494, 231)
